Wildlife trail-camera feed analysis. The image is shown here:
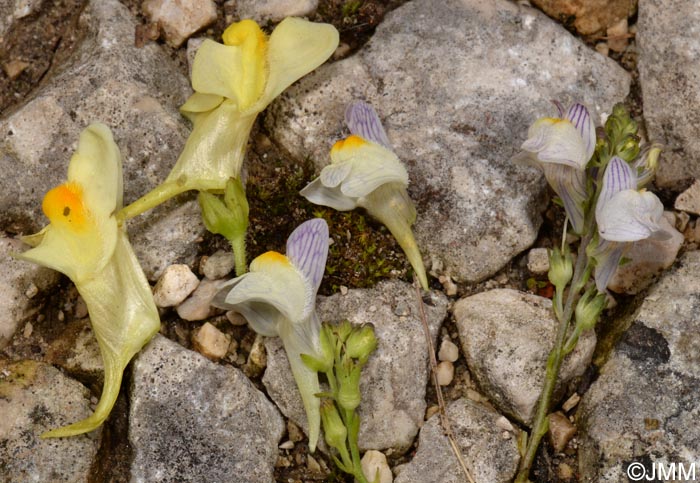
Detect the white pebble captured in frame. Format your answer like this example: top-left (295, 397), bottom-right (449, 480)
top-left (361, 450), bottom-right (393, 483)
top-left (438, 339), bottom-right (459, 362)
top-left (278, 440), bottom-right (294, 450)
top-left (153, 264), bottom-right (200, 308)
top-left (436, 361), bottom-right (454, 386)
top-left (24, 282), bottom-right (38, 299)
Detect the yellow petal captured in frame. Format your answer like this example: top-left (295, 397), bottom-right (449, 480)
top-left (67, 123), bottom-right (123, 215)
top-left (253, 17), bottom-right (338, 113)
top-left (165, 102), bottom-right (257, 191)
top-left (180, 92), bottom-right (224, 117)
top-left (192, 19), bottom-right (268, 111)
top-left (42, 231), bottom-right (160, 438)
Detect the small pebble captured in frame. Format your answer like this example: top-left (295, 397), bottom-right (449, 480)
top-left (606, 17), bottom-right (629, 52)
top-left (176, 278), bottom-right (224, 321)
top-left (393, 301), bottom-right (410, 317)
top-left (595, 42), bottom-right (610, 57)
top-left (548, 411), bottom-right (576, 452)
top-left (435, 361), bottom-right (454, 386)
top-left (245, 334), bottom-right (267, 375)
top-left (526, 248), bottom-right (549, 274)
top-left (57, 310), bottom-right (64, 322)
top-left (425, 405), bottom-right (439, 420)
top-left (226, 310), bottom-right (248, 326)
top-left (74, 296), bottom-right (88, 319)
top-left (438, 275), bottom-right (458, 296)
top-left (437, 339), bottom-right (459, 362)
top-left (339, 285), bottom-right (348, 295)
top-left (3, 59), bottom-right (30, 80)
top-left (558, 462), bottom-right (574, 480)
top-left (361, 450), bottom-right (393, 483)
top-left (201, 250), bottom-right (235, 280)
top-left (495, 415), bottom-right (514, 432)
top-left (153, 264), bottom-right (200, 307)
top-left (22, 322), bottom-right (33, 338)
top-left (287, 421), bottom-right (304, 442)
top-left (191, 322), bottom-right (231, 361)
top-left (333, 42), bottom-right (351, 60)
top-left (562, 393), bottom-right (581, 412)
top-left (278, 440), bottom-right (294, 450)
top-left (24, 282), bottom-right (38, 299)
top-left (142, 0), bottom-right (218, 47)
top-left (675, 179), bottom-right (700, 215)
top-left (306, 454), bottom-right (322, 473)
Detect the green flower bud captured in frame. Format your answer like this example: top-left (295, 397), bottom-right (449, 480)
top-left (337, 361), bottom-right (362, 411)
top-left (335, 320), bottom-right (353, 343)
top-left (574, 290), bottom-right (607, 331)
top-left (320, 399), bottom-right (347, 451)
top-left (198, 191), bottom-right (239, 241)
top-left (615, 135), bottom-right (640, 162)
top-left (548, 247), bottom-right (573, 290)
top-left (345, 325), bottom-right (377, 361)
top-left (223, 177), bottom-right (249, 231)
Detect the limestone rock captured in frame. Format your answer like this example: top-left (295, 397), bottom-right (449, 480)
top-left (638, 0), bottom-right (700, 188)
top-left (394, 399), bottom-right (520, 483)
top-left (143, 0), bottom-right (218, 48)
top-left (578, 250), bottom-right (700, 482)
top-left (152, 264), bottom-right (200, 307)
top-left (0, 360), bottom-right (100, 483)
top-left (266, 0), bottom-right (630, 283)
top-left (232, 0), bottom-right (318, 23)
top-left (454, 289), bottom-right (595, 425)
top-left (130, 335), bottom-right (284, 483)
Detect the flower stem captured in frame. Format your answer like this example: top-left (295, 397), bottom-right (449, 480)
top-left (229, 235), bottom-right (247, 276)
top-left (117, 182), bottom-right (187, 222)
top-left (515, 228), bottom-right (593, 482)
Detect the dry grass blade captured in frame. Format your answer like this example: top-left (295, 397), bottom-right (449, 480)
top-left (413, 279), bottom-right (475, 483)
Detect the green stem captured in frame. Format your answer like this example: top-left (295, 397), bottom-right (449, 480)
top-left (346, 410), bottom-right (371, 483)
top-left (117, 182), bottom-right (187, 222)
top-left (515, 228), bottom-right (593, 482)
top-left (230, 235), bottom-right (247, 276)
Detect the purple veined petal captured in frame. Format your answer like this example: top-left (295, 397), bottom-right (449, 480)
top-left (565, 103), bottom-right (596, 162)
top-left (344, 101), bottom-right (392, 149)
top-left (286, 218), bottom-right (329, 294)
top-left (596, 156), bottom-right (637, 224)
top-left (551, 100), bottom-right (565, 118)
top-left (598, 189), bottom-right (664, 242)
top-left (592, 239), bottom-right (624, 292)
top-left (319, 162), bottom-right (352, 188)
top-left (543, 163), bottom-right (587, 234)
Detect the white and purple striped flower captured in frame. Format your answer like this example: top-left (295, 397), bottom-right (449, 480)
top-left (300, 101), bottom-right (429, 289)
top-left (212, 218), bottom-right (329, 452)
top-left (593, 156), bottom-right (668, 291)
top-left (515, 103), bottom-right (596, 233)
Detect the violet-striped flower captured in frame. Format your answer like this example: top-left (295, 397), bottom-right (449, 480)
top-left (212, 218), bottom-right (329, 452)
top-left (592, 156), bottom-right (668, 291)
top-left (300, 101), bottom-right (429, 289)
top-left (515, 103), bottom-right (596, 233)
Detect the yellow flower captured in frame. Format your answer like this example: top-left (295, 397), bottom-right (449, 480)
top-left (119, 17), bottom-right (339, 220)
top-left (17, 124), bottom-right (160, 438)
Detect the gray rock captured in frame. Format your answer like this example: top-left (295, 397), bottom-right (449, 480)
top-left (0, 0), bottom-right (203, 278)
top-left (453, 289), bottom-right (595, 425)
top-left (130, 335), bottom-right (284, 483)
top-left (201, 249), bottom-right (235, 280)
top-left (262, 280), bottom-right (447, 454)
top-left (0, 236), bottom-right (59, 349)
top-left (578, 250), bottom-right (700, 482)
top-left (608, 213), bottom-right (683, 295)
top-left (675, 179), bottom-right (700, 215)
top-left (393, 398), bottom-right (520, 483)
top-left (127, 199), bottom-right (205, 281)
top-left (0, 360), bottom-right (101, 483)
top-left (143, 0), bottom-right (218, 48)
top-left (231, 0), bottom-right (319, 23)
top-left (637, 0), bottom-right (700, 189)
top-left (265, 0), bottom-right (630, 283)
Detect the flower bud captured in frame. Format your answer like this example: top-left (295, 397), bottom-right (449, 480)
top-left (198, 191), bottom-right (239, 241)
top-left (335, 320), bottom-right (353, 343)
top-left (615, 135), bottom-right (640, 162)
top-left (548, 247), bottom-right (573, 290)
top-left (223, 177), bottom-right (249, 229)
top-left (574, 290), bottom-right (607, 331)
top-left (337, 361), bottom-right (362, 411)
top-left (320, 399), bottom-right (347, 451)
top-left (634, 143), bottom-right (662, 188)
top-left (345, 324), bottom-right (377, 361)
